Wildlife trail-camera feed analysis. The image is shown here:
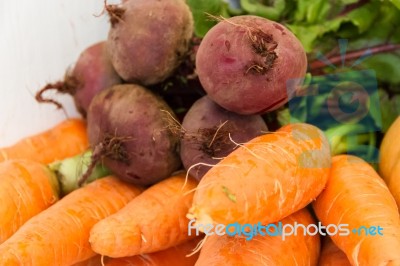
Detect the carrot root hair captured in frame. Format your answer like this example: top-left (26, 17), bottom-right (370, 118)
top-left (183, 162), bottom-right (240, 196)
top-left (186, 234), bottom-right (208, 257)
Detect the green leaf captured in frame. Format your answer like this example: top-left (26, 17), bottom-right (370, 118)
top-left (187, 0), bottom-right (227, 37)
top-left (240, 0), bottom-right (286, 21)
top-left (293, 0), bottom-right (331, 23)
top-left (339, 2), bottom-right (379, 33)
top-left (390, 0), bottom-right (400, 9)
top-left (340, 0), bottom-right (358, 4)
top-left (277, 108), bottom-right (302, 126)
top-left (288, 1), bottom-right (381, 52)
top-left (362, 54), bottom-right (400, 84)
top-left (372, 90), bottom-right (400, 132)
top-left (349, 4), bottom-right (400, 45)
top-left (285, 24), bottom-right (323, 52)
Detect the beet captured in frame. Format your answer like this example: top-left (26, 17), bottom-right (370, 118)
top-left (179, 96), bottom-right (268, 180)
top-left (85, 84), bottom-right (181, 186)
top-left (106, 0), bottom-right (194, 85)
top-left (196, 15), bottom-right (307, 115)
top-left (36, 41), bottom-right (121, 117)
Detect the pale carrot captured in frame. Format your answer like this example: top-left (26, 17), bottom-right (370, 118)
top-left (89, 173), bottom-right (198, 258)
top-left (313, 155), bottom-right (400, 265)
top-left (187, 123), bottom-right (331, 227)
top-left (318, 237), bottom-right (351, 266)
top-left (195, 208), bottom-right (320, 266)
top-left (0, 176), bottom-right (143, 266)
top-left (0, 160), bottom-right (59, 244)
top-left (0, 118), bottom-right (88, 164)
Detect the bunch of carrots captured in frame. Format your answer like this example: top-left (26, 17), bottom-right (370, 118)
top-left (0, 115), bottom-right (399, 265)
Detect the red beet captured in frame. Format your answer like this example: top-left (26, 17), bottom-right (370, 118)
top-left (36, 41), bottom-right (121, 117)
top-left (106, 0), bottom-right (194, 85)
top-left (179, 96), bottom-right (268, 180)
top-left (85, 84), bottom-right (181, 186)
top-left (196, 15), bottom-right (307, 115)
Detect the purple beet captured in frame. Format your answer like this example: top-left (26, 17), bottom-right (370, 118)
top-left (36, 41), bottom-right (121, 117)
top-left (179, 96), bottom-right (268, 180)
top-left (105, 0), bottom-right (194, 85)
top-left (84, 84), bottom-right (181, 186)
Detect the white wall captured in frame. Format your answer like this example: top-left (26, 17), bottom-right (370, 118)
top-left (0, 0), bottom-right (118, 146)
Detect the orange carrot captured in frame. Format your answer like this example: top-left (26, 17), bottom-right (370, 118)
top-left (0, 160), bottom-right (59, 244)
top-left (104, 237), bottom-right (203, 266)
top-left (71, 255), bottom-right (103, 266)
top-left (380, 116), bottom-right (400, 208)
top-left (379, 116), bottom-right (400, 182)
top-left (313, 155), bottom-right (400, 265)
top-left (318, 237), bottom-right (351, 266)
top-left (0, 118), bottom-right (88, 164)
top-left (195, 208), bottom-right (320, 266)
top-left (0, 176), bottom-right (143, 266)
top-left (0, 152), bottom-right (110, 245)
top-left (187, 123), bottom-right (331, 227)
top-left (73, 237), bottom-right (203, 266)
top-left (388, 161), bottom-right (400, 208)
top-left (89, 173), bottom-right (198, 258)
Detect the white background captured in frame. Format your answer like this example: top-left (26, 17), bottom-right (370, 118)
top-left (0, 0), bottom-right (119, 146)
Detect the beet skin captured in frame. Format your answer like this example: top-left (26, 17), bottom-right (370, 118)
top-left (196, 15), bottom-right (307, 115)
top-left (87, 84), bottom-right (181, 185)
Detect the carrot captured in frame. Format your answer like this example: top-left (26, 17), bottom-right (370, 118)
top-left (187, 123), bottom-right (331, 227)
top-left (73, 237), bottom-right (203, 266)
top-left (318, 237), bottom-right (351, 266)
top-left (380, 116), bottom-right (400, 208)
top-left (0, 118), bottom-right (88, 164)
top-left (388, 161), bottom-right (400, 208)
top-left (0, 176), bottom-right (143, 266)
top-left (195, 208), bottom-right (320, 266)
top-left (0, 160), bottom-right (59, 244)
top-left (0, 151), bottom-right (110, 245)
top-left (379, 116), bottom-right (400, 182)
top-left (104, 237), bottom-right (203, 266)
top-left (313, 155), bottom-right (400, 265)
top-left (71, 255), bottom-right (103, 266)
top-left (89, 173), bottom-right (198, 258)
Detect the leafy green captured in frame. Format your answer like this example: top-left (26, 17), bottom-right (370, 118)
top-left (370, 89), bottom-right (400, 132)
top-left (362, 54), bottom-right (400, 84)
top-left (277, 70), bottom-right (382, 163)
top-left (390, 0), bottom-right (400, 9)
top-left (287, 1), bottom-right (380, 52)
top-left (293, 0), bottom-right (331, 24)
top-left (240, 0), bottom-right (286, 21)
top-left (187, 0), bottom-right (228, 37)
